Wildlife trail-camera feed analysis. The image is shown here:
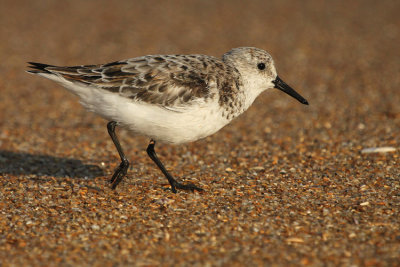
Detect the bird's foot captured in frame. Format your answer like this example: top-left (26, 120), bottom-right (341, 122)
top-left (110, 160), bottom-right (129, 189)
top-left (171, 181), bottom-right (204, 193)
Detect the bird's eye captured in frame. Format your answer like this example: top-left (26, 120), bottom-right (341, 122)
top-left (257, 63), bottom-right (265, 70)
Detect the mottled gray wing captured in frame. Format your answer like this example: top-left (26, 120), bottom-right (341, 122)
top-left (31, 55), bottom-right (234, 108)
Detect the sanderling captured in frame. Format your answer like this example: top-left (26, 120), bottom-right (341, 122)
top-left (27, 47), bottom-right (308, 193)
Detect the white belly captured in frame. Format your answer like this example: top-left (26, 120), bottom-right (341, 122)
top-left (78, 88), bottom-right (231, 144)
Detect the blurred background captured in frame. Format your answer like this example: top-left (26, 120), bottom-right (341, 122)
top-left (1, 0), bottom-right (399, 147)
top-left (0, 0), bottom-right (399, 265)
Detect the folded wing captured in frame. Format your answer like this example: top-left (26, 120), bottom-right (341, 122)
top-left (28, 54), bottom-right (229, 108)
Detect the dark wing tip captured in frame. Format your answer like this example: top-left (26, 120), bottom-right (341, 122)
top-left (27, 62), bottom-right (54, 74)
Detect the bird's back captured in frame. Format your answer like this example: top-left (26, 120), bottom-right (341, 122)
top-left (28, 54), bottom-right (242, 110)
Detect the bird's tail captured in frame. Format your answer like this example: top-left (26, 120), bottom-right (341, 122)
top-left (26, 62), bottom-right (55, 74)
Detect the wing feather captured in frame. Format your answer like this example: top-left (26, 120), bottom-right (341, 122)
top-left (28, 54), bottom-right (240, 108)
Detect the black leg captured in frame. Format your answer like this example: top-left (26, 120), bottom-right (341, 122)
top-left (146, 140), bottom-right (203, 193)
top-left (107, 121), bottom-right (129, 189)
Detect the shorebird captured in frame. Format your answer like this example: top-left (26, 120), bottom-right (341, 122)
top-left (28, 47), bottom-right (308, 193)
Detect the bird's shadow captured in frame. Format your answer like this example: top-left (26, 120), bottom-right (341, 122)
top-left (0, 150), bottom-right (104, 178)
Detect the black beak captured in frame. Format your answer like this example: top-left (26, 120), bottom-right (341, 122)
top-left (272, 76), bottom-right (309, 105)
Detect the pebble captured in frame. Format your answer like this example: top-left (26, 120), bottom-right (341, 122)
top-left (361, 147), bottom-right (396, 154)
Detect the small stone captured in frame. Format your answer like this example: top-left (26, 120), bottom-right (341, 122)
top-left (357, 123), bottom-right (366, 130)
top-left (286, 237), bottom-right (304, 243)
top-left (360, 185), bottom-right (368, 192)
top-left (361, 147), bottom-right (396, 154)
top-left (322, 208), bottom-right (330, 216)
top-left (250, 166), bottom-right (265, 171)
